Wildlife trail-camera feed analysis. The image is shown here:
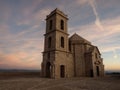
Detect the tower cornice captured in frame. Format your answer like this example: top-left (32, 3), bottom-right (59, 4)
top-left (46, 8), bottom-right (68, 20)
top-left (44, 29), bottom-right (69, 36)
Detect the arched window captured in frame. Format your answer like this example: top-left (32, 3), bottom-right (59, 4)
top-left (48, 37), bottom-right (52, 48)
top-left (49, 20), bottom-right (52, 30)
top-left (60, 20), bottom-right (64, 30)
top-left (61, 37), bottom-right (64, 48)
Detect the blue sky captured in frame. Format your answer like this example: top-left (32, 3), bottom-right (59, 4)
top-left (0, 0), bottom-right (120, 71)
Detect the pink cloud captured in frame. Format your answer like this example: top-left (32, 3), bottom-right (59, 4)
top-left (0, 50), bottom-right (41, 69)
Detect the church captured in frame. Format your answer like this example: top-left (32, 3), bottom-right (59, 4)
top-left (41, 8), bottom-right (104, 78)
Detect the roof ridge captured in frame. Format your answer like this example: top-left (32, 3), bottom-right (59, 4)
top-left (69, 33), bottom-right (91, 44)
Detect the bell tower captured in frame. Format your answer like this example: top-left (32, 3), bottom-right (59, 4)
top-left (44, 8), bottom-right (69, 52)
top-left (41, 8), bottom-right (74, 78)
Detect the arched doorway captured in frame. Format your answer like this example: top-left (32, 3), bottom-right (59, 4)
top-left (60, 65), bottom-right (65, 78)
top-left (46, 62), bottom-right (51, 78)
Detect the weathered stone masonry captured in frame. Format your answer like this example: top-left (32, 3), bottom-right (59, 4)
top-left (41, 8), bottom-right (104, 78)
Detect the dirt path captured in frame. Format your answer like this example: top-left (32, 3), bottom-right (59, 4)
top-left (0, 76), bottom-right (120, 90)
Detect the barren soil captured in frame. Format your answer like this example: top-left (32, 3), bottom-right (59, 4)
top-left (0, 75), bottom-right (120, 90)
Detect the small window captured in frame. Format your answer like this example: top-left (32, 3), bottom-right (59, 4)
top-left (69, 41), bottom-right (71, 51)
top-left (48, 37), bottom-right (52, 48)
top-left (49, 20), bottom-right (52, 30)
top-left (61, 37), bottom-right (64, 48)
top-left (60, 20), bottom-right (64, 30)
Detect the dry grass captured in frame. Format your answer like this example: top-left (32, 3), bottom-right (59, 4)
top-left (0, 73), bottom-right (120, 90)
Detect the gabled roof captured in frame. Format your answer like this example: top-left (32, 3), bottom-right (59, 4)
top-left (87, 46), bottom-right (101, 55)
top-left (69, 33), bottom-right (91, 44)
top-left (94, 46), bottom-right (101, 55)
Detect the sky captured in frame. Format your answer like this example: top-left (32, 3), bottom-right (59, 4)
top-left (0, 0), bottom-right (120, 71)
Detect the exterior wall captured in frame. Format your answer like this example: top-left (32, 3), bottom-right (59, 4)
top-left (41, 51), bottom-right (55, 77)
top-left (91, 48), bottom-right (104, 77)
top-left (74, 44), bottom-right (86, 76)
top-left (55, 31), bottom-right (69, 52)
top-left (69, 40), bottom-right (86, 77)
top-left (84, 47), bottom-right (105, 77)
top-left (54, 51), bottom-right (74, 78)
top-left (42, 51), bottom-right (74, 78)
top-left (69, 37), bottom-right (105, 77)
top-left (85, 53), bottom-right (93, 77)
top-left (44, 32), bottom-right (56, 52)
top-left (84, 44), bottom-right (92, 51)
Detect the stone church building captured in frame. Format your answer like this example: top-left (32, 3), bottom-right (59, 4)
top-left (41, 8), bottom-right (104, 78)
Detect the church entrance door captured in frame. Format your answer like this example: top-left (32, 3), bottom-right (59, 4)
top-left (96, 66), bottom-right (100, 76)
top-left (90, 69), bottom-right (93, 77)
top-left (46, 62), bottom-right (51, 78)
top-left (60, 65), bottom-right (65, 78)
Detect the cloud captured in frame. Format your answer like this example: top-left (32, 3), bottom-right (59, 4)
top-left (0, 0), bottom-right (120, 70)
top-left (113, 49), bottom-right (118, 59)
top-left (21, 0), bottom-right (43, 15)
top-left (69, 15), bottom-right (120, 54)
top-left (76, 0), bottom-right (88, 5)
top-left (0, 23), bottom-right (44, 69)
top-left (0, 24), bottom-right (9, 34)
top-left (88, 0), bottom-right (104, 31)
top-left (0, 50), bottom-right (41, 69)
top-left (0, 2), bottom-right (12, 23)
top-left (16, 6), bottom-right (51, 26)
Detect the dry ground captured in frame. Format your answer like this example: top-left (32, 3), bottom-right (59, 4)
top-left (0, 75), bottom-right (120, 90)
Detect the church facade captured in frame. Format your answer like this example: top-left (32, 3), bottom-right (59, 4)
top-left (41, 9), bottom-right (104, 78)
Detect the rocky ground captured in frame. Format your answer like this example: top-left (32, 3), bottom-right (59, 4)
top-left (0, 75), bottom-right (120, 90)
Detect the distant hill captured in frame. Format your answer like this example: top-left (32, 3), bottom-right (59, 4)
top-left (0, 69), bottom-right (41, 79)
top-left (0, 69), bottom-right (40, 72)
top-left (105, 71), bottom-right (120, 75)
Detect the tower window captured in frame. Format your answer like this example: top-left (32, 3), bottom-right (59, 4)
top-left (60, 20), bottom-right (64, 30)
top-left (49, 20), bottom-right (53, 30)
top-left (61, 37), bottom-right (64, 48)
top-left (48, 37), bottom-right (52, 48)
